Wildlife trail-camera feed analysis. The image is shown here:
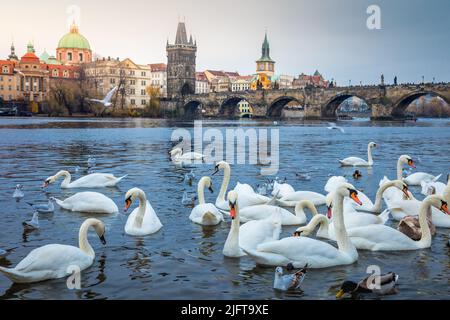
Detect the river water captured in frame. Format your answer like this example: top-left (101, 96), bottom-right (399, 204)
top-left (0, 117), bottom-right (448, 300)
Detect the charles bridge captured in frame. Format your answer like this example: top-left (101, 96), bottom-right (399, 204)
top-left (161, 83), bottom-right (450, 120)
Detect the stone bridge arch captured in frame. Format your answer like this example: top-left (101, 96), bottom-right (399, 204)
top-left (391, 90), bottom-right (450, 117)
top-left (322, 93), bottom-right (373, 118)
top-left (267, 95), bottom-right (305, 117)
top-left (219, 95), bottom-right (250, 117)
top-left (182, 99), bottom-right (203, 118)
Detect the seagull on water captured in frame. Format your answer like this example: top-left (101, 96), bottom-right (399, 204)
top-left (27, 198), bottom-right (55, 214)
top-left (13, 184), bottom-right (24, 202)
top-left (273, 263), bottom-right (308, 291)
top-left (23, 211), bottom-right (40, 231)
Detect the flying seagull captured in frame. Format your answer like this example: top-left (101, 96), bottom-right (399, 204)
top-left (327, 122), bottom-right (345, 133)
top-left (89, 86), bottom-right (118, 107)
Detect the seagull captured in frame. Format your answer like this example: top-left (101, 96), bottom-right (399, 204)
top-left (88, 86), bottom-right (118, 107)
top-left (23, 211), bottom-right (40, 231)
top-left (327, 122), bottom-right (345, 133)
top-left (184, 170), bottom-right (195, 186)
top-left (27, 197), bottom-right (55, 214)
top-left (87, 155), bottom-right (96, 168)
top-left (181, 191), bottom-right (197, 207)
top-left (13, 184), bottom-right (24, 202)
top-left (273, 263), bottom-right (308, 291)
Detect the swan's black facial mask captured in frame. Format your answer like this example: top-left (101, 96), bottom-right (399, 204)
top-left (99, 234), bottom-right (106, 245)
top-left (212, 166), bottom-right (219, 175)
top-left (124, 197), bottom-right (132, 212)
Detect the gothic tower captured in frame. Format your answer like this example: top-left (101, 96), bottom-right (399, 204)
top-left (256, 32), bottom-right (275, 77)
top-left (166, 21), bottom-right (197, 99)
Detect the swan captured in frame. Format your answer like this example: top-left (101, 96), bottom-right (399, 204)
top-left (223, 191), bottom-right (281, 258)
top-left (241, 183), bottom-right (361, 268)
top-left (324, 176), bottom-right (348, 193)
top-left (297, 196), bottom-right (449, 250)
top-left (213, 161), bottom-right (270, 210)
top-left (276, 191), bottom-right (326, 207)
top-left (239, 200), bottom-right (317, 226)
top-left (55, 192), bottom-right (118, 214)
top-left (345, 180), bottom-right (410, 213)
top-left (124, 188), bottom-right (163, 236)
top-left (43, 170), bottom-right (127, 189)
top-left (339, 142), bottom-right (377, 167)
top-left (0, 218), bottom-right (106, 283)
top-left (272, 181), bottom-right (295, 199)
top-left (420, 180), bottom-right (446, 196)
top-left (381, 155), bottom-right (416, 203)
top-left (170, 147), bottom-right (204, 162)
top-left (189, 177), bottom-right (223, 226)
top-left (339, 195), bottom-right (449, 251)
top-left (404, 172), bottom-right (441, 186)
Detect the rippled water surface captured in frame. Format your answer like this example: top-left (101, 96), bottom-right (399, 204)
top-left (0, 117), bottom-right (449, 300)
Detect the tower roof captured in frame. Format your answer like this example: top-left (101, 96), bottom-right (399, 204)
top-left (257, 32), bottom-right (274, 63)
top-left (175, 22), bottom-right (188, 45)
top-left (57, 22), bottom-right (91, 50)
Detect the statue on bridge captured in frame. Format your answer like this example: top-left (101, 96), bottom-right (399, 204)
top-left (380, 74), bottom-right (385, 86)
top-left (394, 76), bottom-right (398, 86)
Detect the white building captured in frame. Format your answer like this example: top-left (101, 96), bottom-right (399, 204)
top-left (231, 76), bottom-right (253, 92)
top-left (149, 63), bottom-right (167, 97)
top-left (195, 72), bottom-right (210, 94)
top-left (274, 74), bottom-right (294, 89)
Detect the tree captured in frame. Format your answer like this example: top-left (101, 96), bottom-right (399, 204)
top-left (144, 86), bottom-right (161, 117)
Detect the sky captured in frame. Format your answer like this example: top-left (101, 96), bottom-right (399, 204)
top-left (1, 0), bottom-right (449, 85)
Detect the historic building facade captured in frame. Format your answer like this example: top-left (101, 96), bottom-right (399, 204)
top-left (292, 70), bottom-right (329, 89)
top-left (166, 22), bottom-right (197, 99)
top-left (195, 72), bottom-right (210, 94)
top-left (149, 63), bottom-right (167, 97)
top-left (56, 23), bottom-right (92, 65)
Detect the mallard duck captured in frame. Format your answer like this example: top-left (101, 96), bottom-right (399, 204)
top-left (353, 170), bottom-right (362, 180)
top-left (336, 272), bottom-right (399, 299)
top-left (273, 263), bottom-right (308, 291)
top-left (398, 210), bottom-right (436, 241)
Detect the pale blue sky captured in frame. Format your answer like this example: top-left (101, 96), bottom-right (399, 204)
top-left (1, 0), bottom-right (449, 85)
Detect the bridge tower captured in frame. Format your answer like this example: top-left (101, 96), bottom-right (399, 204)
top-left (166, 21), bottom-right (197, 99)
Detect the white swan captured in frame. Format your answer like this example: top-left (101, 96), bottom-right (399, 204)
top-left (239, 200), bottom-right (317, 225)
top-left (324, 176), bottom-right (348, 193)
top-left (420, 180), bottom-right (446, 196)
top-left (276, 190), bottom-right (326, 207)
top-left (345, 180), bottom-right (410, 213)
top-left (381, 155), bottom-right (416, 203)
top-left (55, 192), bottom-right (118, 214)
top-left (124, 188), bottom-right (163, 236)
top-left (272, 181), bottom-right (295, 199)
top-left (241, 183), bottom-right (361, 268)
top-left (44, 170), bottom-right (127, 189)
top-left (339, 142), bottom-right (377, 167)
top-left (0, 218), bottom-right (106, 283)
top-left (404, 172), bottom-right (441, 186)
top-left (223, 191), bottom-right (281, 258)
top-left (189, 177), bottom-right (223, 226)
top-left (340, 195), bottom-right (449, 251)
top-left (170, 147), bottom-right (204, 162)
top-left (213, 161), bottom-right (270, 210)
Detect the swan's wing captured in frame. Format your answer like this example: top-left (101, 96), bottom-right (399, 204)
top-left (340, 157), bottom-right (366, 165)
top-left (88, 99), bottom-right (103, 103)
top-left (104, 86), bottom-right (118, 102)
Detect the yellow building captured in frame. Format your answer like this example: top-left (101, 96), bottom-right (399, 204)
top-left (251, 32), bottom-right (275, 90)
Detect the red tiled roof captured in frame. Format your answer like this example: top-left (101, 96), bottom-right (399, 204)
top-left (20, 52), bottom-right (40, 63)
top-left (149, 63), bottom-right (167, 72)
top-left (0, 60), bottom-right (16, 75)
top-left (206, 70), bottom-right (240, 77)
top-left (196, 72), bottom-right (208, 81)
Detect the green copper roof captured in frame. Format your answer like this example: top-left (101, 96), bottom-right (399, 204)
top-left (47, 56), bottom-right (62, 65)
top-left (40, 51), bottom-right (50, 62)
top-left (257, 32), bottom-right (274, 63)
top-left (57, 24), bottom-right (91, 50)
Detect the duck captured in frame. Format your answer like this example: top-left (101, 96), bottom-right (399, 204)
top-left (43, 170), bottom-right (127, 189)
top-left (353, 170), bottom-right (362, 180)
top-left (124, 188), bottom-right (163, 236)
top-left (273, 263), bottom-right (308, 291)
top-left (239, 200), bottom-right (316, 226)
top-left (223, 191), bottom-right (281, 258)
top-left (336, 272), bottom-right (399, 299)
top-left (0, 218), bottom-right (106, 284)
top-left (27, 197), bottom-right (56, 214)
top-left (13, 184), bottom-right (24, 202)
top-left (241, 183), bottom-right (361, 268)
top-left (213, 161), bottom-right (271, 210)
top-left (189, 177), bottom-right (223, 226)
top-left (55, 192), bottom-right (119, 214)
top-left (339, 142), bottom-right (377, 167)
top-left (170, 147), bottom-right (204, 162)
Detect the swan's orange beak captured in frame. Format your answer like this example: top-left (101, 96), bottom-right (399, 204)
top-left (229, 205), bottom-right (236, 220)
top-left (327, 206), bottom-right (333, 219)
top-left (350, 191), bottom-right (363, 206)
top-left (408, 159), bottom-right (416, 168)
top-left (440, 202), bottom-right (449, 215)
top-left (124, 198), bottom-right (132, 212)
top-left (402, 185), bottom-right (410, 199)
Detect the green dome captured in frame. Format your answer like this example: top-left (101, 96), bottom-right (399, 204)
top-left (57, 24), bottom-right (91, 50)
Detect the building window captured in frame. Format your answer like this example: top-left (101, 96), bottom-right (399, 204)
top-left (68, 52), bottom-right (73, 61)
top-left (110, 78), bottom-right (116, 84)
top-left (79, 53), bottom-right (83, 62)
top-left (141, 89), bottom-right (146, 95)
top-left (8, 85), bottom-right (12, 91)
top-left (2, 66), bottom-right (9, 73)
top-left (63, 70), bottom-right (69, 78)
top-left (0, 85), bottom-right (3, 90)
top-left (130, 80), bottom-right (135, 85)
top-left (130, 88), bottom-right (135, 94)
top-left (110, 69), bottom-right (116, 74)
top-left (141, 71), bottom-right (146, 76)
top-left (141, 99), bottom-right (146, 105)
top-left (8, 95), bottom-right (12, 100)
top-left (129, 70), bottom-right (135, 76)
top-left (52, 69), bottom-right (59, 77)
top-left (141, 80), bottom-right (146, 86)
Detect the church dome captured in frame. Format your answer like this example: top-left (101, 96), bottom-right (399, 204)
top-left (57, 23), bottom-right (91, 51)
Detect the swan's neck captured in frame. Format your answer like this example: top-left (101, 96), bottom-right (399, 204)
top-left (58, 171), bottom-right (71, 188)
top-left (133, 191), bottom-right (147, 230)
top-left (304, 214), bottom-right (329, 238)
top-left (295, 201), bottom-right (318, 218)
top-left (417, 199), bottom-right (432, 248)
top-left (224, 204), bottom-right (240, 254)
top-left (333, 193), bottom-right (358, 257)
top-left (367, 145), bottom-right (374, 165)
top-left (79, 222), bottom-right (95, 259)
top-left (197, 178), bottom-right (207, 205)
top-left (372, 181), bottom-right (395, 212)
top-left (396, 159), bottom-right (404, 180)
top-left (218, 165), bottom-right (231, 203)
